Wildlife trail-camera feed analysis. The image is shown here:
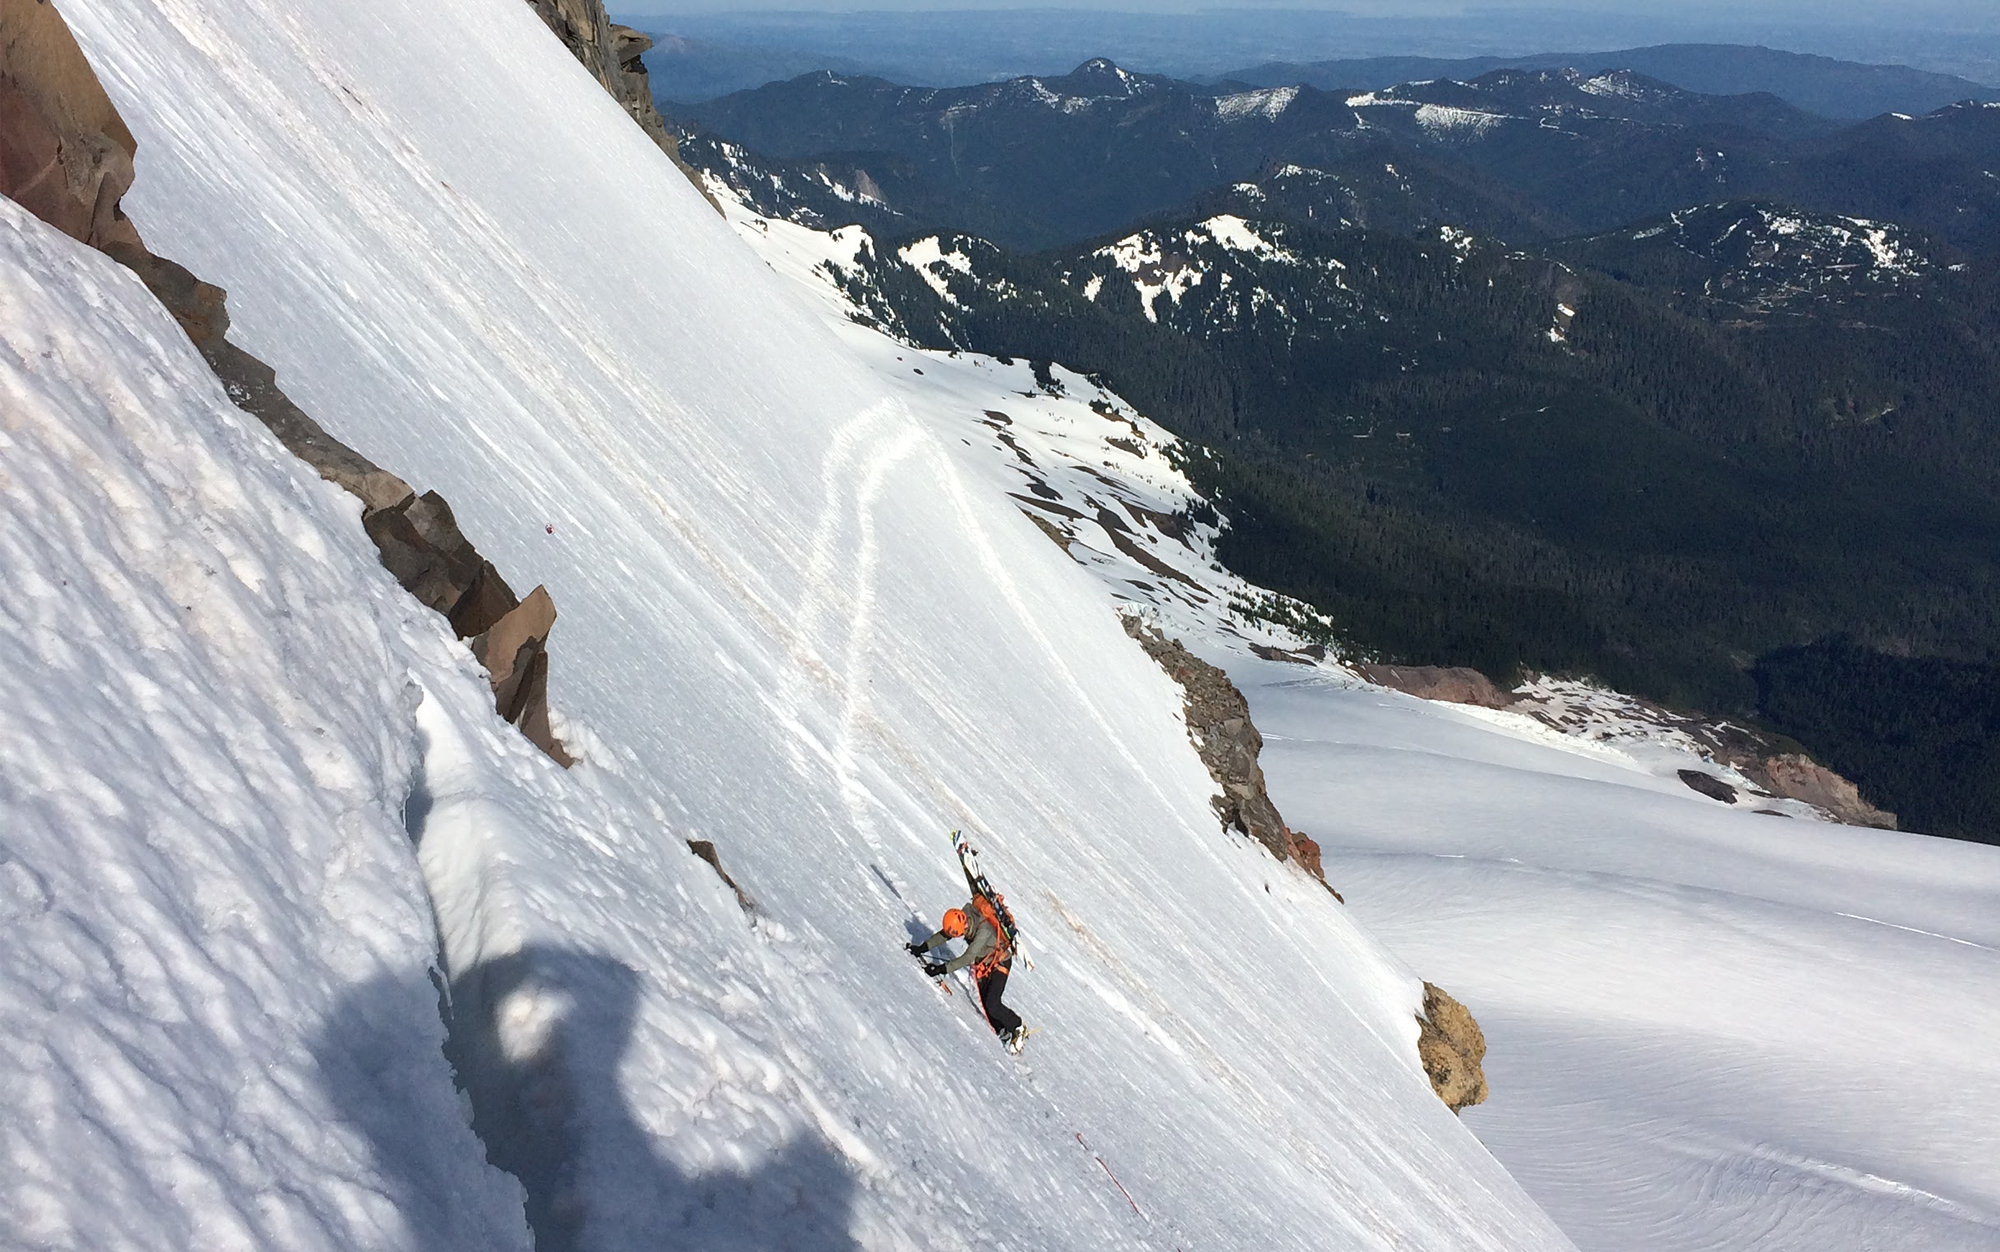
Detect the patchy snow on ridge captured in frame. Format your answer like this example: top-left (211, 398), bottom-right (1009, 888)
top-left (1578, 71), bottom-right (1663, 101)
top-left (1415, 103), bottom-right (1513, 138)
top-left (895, 235), bottom-right (976, 304)
top-left (1346, 91), bottom-right (1417, 109)
top-left (1216, 85), bottom-right (1298, 121)
top-left (1090, 230), bottom-right (1204, 322)
top-left (1200, 214), bottom-right (1299, 262)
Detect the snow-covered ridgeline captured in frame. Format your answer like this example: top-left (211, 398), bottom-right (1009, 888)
top-left (16, 0), bottom-right (1577, 1249)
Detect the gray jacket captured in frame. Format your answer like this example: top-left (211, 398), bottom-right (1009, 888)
top-left (917, 899), bottom-right (1001, 975)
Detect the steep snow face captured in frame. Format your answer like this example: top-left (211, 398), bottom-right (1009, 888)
top-left (0, 199), bottom-right (528, 1252)
top-left (40, 1), bottom-right (1574, 1250)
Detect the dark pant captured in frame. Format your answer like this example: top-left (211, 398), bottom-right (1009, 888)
top-left (978, 967), bottom-right (1021, 1035)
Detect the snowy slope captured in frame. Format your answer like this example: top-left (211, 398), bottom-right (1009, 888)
top-left (18, 1), bottom-right (1574, 1249)
top-left (0, 199), bottom-right (527, 1252)
top-left (699, 139), bottom-right (2000, 1252)
top-left (1251, 671), bottom-right (2000, 1252)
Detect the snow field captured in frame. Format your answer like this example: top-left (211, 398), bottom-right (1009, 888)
top-left (37, 0), bottom-right (1578, 1249)
top-left (1239, 665), bottom-right (2000, 1252)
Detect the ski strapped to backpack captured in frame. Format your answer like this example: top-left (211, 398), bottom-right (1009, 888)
top-left (952, 830), bottom-right (1029, 972)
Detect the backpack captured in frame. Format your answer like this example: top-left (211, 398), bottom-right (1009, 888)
top-left (970, 891), bottom-right (1016, 974)
top-left (954, 829), bottom-right (1023, 974)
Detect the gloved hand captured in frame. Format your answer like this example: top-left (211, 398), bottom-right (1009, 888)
top-left (905, 941), bottom-right (927, 958)
top-left (922, 959), bottom-right (949, 979)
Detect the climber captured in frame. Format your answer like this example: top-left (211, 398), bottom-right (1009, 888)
top-left (909, 902), bottom-right (1027, 1052)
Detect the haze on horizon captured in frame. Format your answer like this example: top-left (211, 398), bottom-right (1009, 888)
top-left (616, 0), bottom-right (2000, 92)
top-left (618, 0), bottom-right (1996, 25)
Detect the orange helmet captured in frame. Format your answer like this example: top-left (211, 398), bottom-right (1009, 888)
top-left (941, 908), bottom-right (969, 938)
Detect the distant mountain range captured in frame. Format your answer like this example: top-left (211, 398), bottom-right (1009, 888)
top-left (1213, 44), bottom-right (2000, 121)
top-left (628, 8), bottom-right (2000, 104)
top-left (675, 71), bottom-right (2000, 841)
top-left (672, 63), bottom-right (2000, 254)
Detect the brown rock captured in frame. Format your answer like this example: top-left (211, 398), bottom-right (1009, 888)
top-left (686, 839), bottom-right (753, 911)
top-left (506, 645), bottom-right (574, 767)
top-left (1288, 834), bottom-right (1344, 902)
top-left (1357, 663), bottom-right (1517, 709)
top-left (364, 503), bottom-right (464, 613)
top-left (470, 586), bottom-right (572, 769)
top-left (100, 241), bottom-right (229, 346)
top-left (0, 0), bottom-right (143, 252)
top-left (476, 585), bottom-right (558, 695)
top-left (203, 339), bottom-right (416, 513)
top-left (1760, 754), bottom-right (1897, 829)
top-left (448, 561), bottom-right (521, 640)
top-left (1416, 982), bottom-right (1489, 1113)
top-left (1021, 510), bottom-right (1072, 552)
top-left (1119, 617), bottom-right (1346, 901)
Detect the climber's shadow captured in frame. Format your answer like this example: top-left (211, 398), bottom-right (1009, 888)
top-left (314, 945), bottom-right (861, 1252)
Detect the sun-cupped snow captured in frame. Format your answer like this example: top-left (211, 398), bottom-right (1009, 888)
top-left (0, 198), bottom-right (528, 1252)
top-left (703, 142), bottom-right (2000, 1252)
top-left (42, 1), bottom-right (1577, 1250)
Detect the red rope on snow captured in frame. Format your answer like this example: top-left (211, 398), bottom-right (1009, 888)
top-left (1076, 1132), bottom-right (1143, 1216)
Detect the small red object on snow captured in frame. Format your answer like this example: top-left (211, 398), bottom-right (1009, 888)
top-left (545, 524), bottom-right (554, 534)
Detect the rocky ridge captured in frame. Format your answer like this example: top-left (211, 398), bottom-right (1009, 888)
top-left (1, 0), bottom-right (571, 767)
top-left (523, 0), bottom-right (671, 148)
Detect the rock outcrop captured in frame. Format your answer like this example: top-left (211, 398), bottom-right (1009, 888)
top-left (521, 0), bottom-right (671, 148)
top-left (2, 0), bottom-right (570, 767)
top-left (1124, 620), bottom-right (1484, 1111)
top-left (1416, 982), bottom-right (1489, 1113)
top-left (0, 0), bottom-right (141, 253)
top-left (686, 840), bottom-right (754, 912)
top-left (1757, 754), bottom-right (1897, 829)
top-left (1676, 769), bottom-right (1740, 804)
top-left (1357, 663), bottom-right (1518, 709)
top-left (1122, 618), bottom-right (1338, 894)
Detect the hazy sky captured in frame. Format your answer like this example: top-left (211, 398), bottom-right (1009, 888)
top-left (617, 0), bottom-right (1995, 21)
